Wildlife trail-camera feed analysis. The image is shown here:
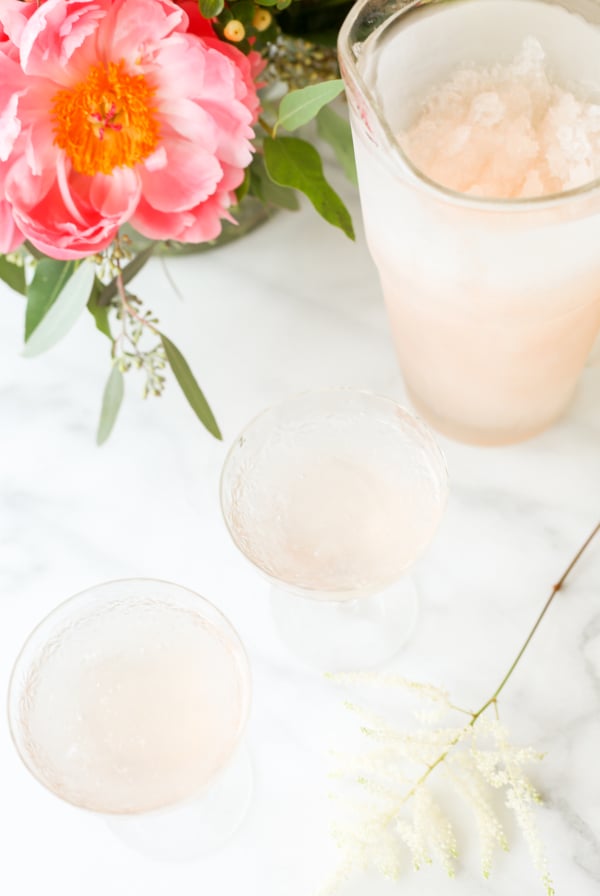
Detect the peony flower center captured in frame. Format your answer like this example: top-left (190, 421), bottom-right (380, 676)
top-left (51, 61), bottom-right (160, 176)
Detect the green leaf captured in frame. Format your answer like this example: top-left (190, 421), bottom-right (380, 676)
top-left (0, 257), bottom-right (26, 295)
top-left (97, 244), bottom-right (155, 307)
top-left (275, 80), bottom-right (345, 133)
top-left (160, 334), bottom-right (222, 440)
top-left (263, 136), bottom-right (355, 239)
top-left (250, 156), bottom-right (300, 211)
top-left (317, 105), bottom-right (358, 186)
top-left (25, 259), bottom-right (76, 341)
top-left (87, 279), bottom-right (112, 340)
top-left (23, 240), bottom-right (45, 261)
top-left (23, 261), bottom-right (95, 357)
top-left (199, 0), bottom-right (224, 15)
top-left (235, 167), bottom-right (251, 204)
top-left (96, 364), bottom-right (124, 445)
top-left (231, 0), bottom-right (254, 23)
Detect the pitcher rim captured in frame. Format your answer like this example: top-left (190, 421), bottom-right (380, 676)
top-left (338, 0), bottom-right (600, 212)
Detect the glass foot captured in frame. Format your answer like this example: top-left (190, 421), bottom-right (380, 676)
top-left (106, 746), bottom-right (253, 861)
top-left (270, 577), bottom-right (419, 671)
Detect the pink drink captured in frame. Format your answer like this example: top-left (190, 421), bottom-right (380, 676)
top-left (10, 590), bottom-right (249, 815)
top-left (340, 0), bottom-right (600, 444)
top-left (221, 391), bottom-right (448, 669)
top-left (230, 449), bottom-right (443, 596)
top-left (222, 390), bottom-right (447, 600)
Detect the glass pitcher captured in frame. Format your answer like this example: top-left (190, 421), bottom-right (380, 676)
top-left (338, 0), bottom-right (600, 445)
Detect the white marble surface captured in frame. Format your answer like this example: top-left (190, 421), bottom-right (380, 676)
top-left (1, 181), bottom-right (599, 896)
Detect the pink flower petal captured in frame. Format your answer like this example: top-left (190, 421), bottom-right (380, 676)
top-left (139, 138), bottom-right (222, 213)
top-left (0, 0), bottom-right (261, 252)
top-left (0, 198), bottom-right (23, 253)
top-left (20, 0), bottom-right (107, 83)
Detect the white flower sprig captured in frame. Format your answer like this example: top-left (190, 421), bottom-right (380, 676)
top-left (324, 521), bottom-right (600, 896)
top-left (325, 682), bottom-right (551, 893)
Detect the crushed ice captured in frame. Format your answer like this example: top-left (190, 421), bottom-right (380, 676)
top-left (398, 37), bottom-right (600, 198)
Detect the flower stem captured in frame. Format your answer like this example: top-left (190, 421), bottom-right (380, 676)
top-left (116, 269), bottom-right (158, 335)
top-left (386, 521), bottom-right (600, 814)
top-left (472, 520), bottom-right (600, 720)
top-left (258, 116), bottom-right (275, 138)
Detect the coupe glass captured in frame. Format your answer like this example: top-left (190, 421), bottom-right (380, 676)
top-left (221, 389), bottom-right (448, 669)
top-left (8, 578), bottom-right (252, 860)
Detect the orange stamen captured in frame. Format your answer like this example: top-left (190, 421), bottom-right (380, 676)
top-left (52, 61), bottom-right (160, 176)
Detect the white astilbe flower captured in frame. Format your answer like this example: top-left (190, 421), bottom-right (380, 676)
top-left (323, 798), bottom-right (403, 894)
top-left (328, 748), bottom-right (412, 786)
top-left (359, 722), bottom-right (467, 766)
top-left (371, 823), bottom-right (404, 879)
top-left (486, 721), bottom-right (555, 896)
top-left (445, 752), bottom-right (509, 878)
top-left (396, 787), bottom-right (458, 874)
top-left (396, 794), bottom-right (432, 870)
top-left (471, 714), bottom-right (550, 886)
top-left (328, 671), bottom-right (451, 707)
top-left (326, 681), bottom-right (554, 895)
top-left (417, 788), bottom-right (458, 875)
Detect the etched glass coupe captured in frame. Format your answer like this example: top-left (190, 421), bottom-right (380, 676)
top-left (8, 579), bottom-right (252, 860)
top-left (221, 389), bottom-right (448, 669)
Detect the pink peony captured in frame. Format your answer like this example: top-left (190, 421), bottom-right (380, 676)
top-left (0, 0), bottom-right (262, 258)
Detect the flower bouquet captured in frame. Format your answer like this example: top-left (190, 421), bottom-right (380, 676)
top-left (0, 0), bottom-right (356, 442)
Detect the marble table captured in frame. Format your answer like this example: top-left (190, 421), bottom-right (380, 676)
top-left (1, 181), bottom-right (599, 896)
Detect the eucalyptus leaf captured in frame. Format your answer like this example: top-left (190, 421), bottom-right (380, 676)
top-left (96, 364), bottom-right (124, 445)
top-left (0, 257), bottom-right (26, 295)
top-left (317, 105), bottom-right (358, 186)
top-left (199, 0), bottom-right (224, 16)
top-left (97, 244), bottom-right (155, 307)
top-left (263, 136), bottom-right (354, 239)
top-left (23, 261), bottom-right (95, 357)
top-left (25, 260), bottom-right (76, 341)
top-left (275, 80), bottom-right (345, 133)
top-left (87, 280), bottom-right (112, 340)
top-left (160, 334), bottom-right (222, 439)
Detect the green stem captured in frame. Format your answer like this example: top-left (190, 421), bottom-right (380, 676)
top-left (258, 116), bottom-right (275, 138)
top-left (473, 520), bottom-right (600, 720)
top-left (116, 269), bottom-right (159, 336)
top-left (386, 521), bottom-right (600, 815)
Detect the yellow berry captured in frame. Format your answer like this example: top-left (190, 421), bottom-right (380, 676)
top-left (252, 8), bottom-right (272, 31)
top-left (224, 19), bottom-right (245, 42)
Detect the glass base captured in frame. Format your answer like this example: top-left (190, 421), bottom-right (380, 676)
top-left (270, 578), bottom-right (419, 671)
top-left (106, 746), bottom-right (253, 861)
